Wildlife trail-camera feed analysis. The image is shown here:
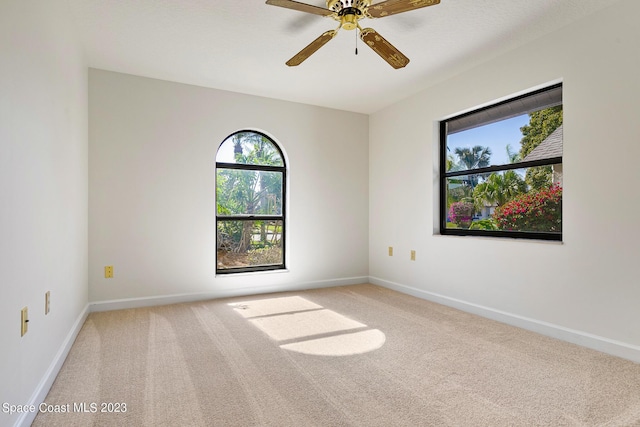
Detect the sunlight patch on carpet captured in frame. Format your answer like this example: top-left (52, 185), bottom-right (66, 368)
top-left (249, 309), bottom-right (365, 341)
top-left (229, 296), bottom-right (322, 318)
top-left (229, 296), bottom-right (386, 356)
top-left (280, 329), bottom-right (386, 356)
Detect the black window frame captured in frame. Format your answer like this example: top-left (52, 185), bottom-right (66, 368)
top-left (215, 130), bottom-right (287, 274)
top-left (439, 83), bottom-right (563, 241)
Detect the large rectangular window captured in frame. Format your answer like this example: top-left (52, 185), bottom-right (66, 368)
top-left (440, 84), bottom-right (563, 240)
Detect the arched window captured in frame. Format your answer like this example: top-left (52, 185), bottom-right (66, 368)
top-left (216, 131), bottom-right (286, 274)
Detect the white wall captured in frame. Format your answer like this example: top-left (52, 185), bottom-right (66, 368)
top-left (0, 1), bottom-right (88, 426)
top-left (89, 70), bottom-right (369, 303)
top-left (369, 0), bottom-right (640, 359)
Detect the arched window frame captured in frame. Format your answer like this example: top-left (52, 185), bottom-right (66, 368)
top-left (215, 130), bottom-right (287, 274)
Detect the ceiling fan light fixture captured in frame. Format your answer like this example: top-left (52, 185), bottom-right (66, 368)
top-left (341, 13), bottom-right (359, 30)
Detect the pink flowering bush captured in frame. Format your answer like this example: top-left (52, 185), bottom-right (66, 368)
top-left (448, 201), bottom-right (474, 228)
top-left (493, 185), bottom-right (562, 232)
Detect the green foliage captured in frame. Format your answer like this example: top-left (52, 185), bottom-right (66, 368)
top-left (469, 218), bottom-right (498, 230)
top-left (446, 155), bottom-right (457, 172)
top-left (525, 165), bottom-right (553, 190)
top-left (228, 132), bottom-right (284, 166)
top-left (446, 145), bottom-right (493, 210)
top-left (217, 132), bottom-right (283, 215)
top-left (454, 146), bottom-right (492, 170)
top-left (519, 106), bottom-right (562, 190)
top-left (217, 221), bottom-right (242, 248)
top-left (473, 171), bottom-right (526, 210)
top-left (453, 146), bottom-right (492, 188)
top-left (519, 106), bottom-right (563, 158)
top-left (506, 144), bottom-right (520, 163)
top-left (447, 181), bottom-right (472, 207)
top-left (493, 185), bottom-right (562, 232)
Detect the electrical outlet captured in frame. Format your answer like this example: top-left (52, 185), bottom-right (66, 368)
top-left (388, 246), bottom-right (393, 256)
top-left (410, 250), bottom-right (416, 261)
top-left (104, 265), bottom-right (114, 278)
top-left (21, 307), bottom-right (28, 337)
top-left (45, 291), bottom-right (50, 315)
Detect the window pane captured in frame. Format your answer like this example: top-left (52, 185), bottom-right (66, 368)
top-left (446, 107), bottom-right (563, 172)
top-left (216, 132), bottom-right (284, 166)
top-left (447, 115), bottom-right (527, 171)
top-left (445, 167), bottom-right (562, 234)
top-left (217, 220), bottom-right (283, 269)
top-left (217, 169), bottom-right (283, 215)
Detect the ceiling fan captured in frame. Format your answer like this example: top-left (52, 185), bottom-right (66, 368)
top-left (266, 0), bottom-right (441, 69)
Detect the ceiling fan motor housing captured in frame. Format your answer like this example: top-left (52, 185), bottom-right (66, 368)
top-left (327, 0), bottom-right (371, 30)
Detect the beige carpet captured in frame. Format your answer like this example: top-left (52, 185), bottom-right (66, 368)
top-left (33, 284), bottom-right (640, 426)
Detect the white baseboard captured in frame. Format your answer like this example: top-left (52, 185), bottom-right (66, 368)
top-left (90, 276), bottom-right (369, 312)
top-left (16, 304), bottom-right (90, 427)
top-left (370, 276), bottom-right (640, 364)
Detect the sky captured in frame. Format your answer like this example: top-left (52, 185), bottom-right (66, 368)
top-left (447, 114), bottom-right (529, 166)
top-left (216, 139), bottom-right (236, 163)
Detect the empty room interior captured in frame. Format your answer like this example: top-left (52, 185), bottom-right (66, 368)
top-left (2, 0), bottom-right (640, 426)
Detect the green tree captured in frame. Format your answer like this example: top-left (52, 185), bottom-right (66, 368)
top-left (454, 145), bottom-right (492, 170)
top-left (447, 184), bottom-right (472, 207)
top-left (506, 144), bottom-right (520, 163)
top-left (473, 170), bottom-right (526, 209)
top-left (446, 154), bottom-right (458, 172)
top-left (454, 145), bottom-right (492, 188)
top-left (519, 106), bottom-right (563, 158)
top-left (446, 154), bottom-right (470, 206)
top-left (525, 165), bottom-right (553, 190)
top-left (519, 106), bottom-right (562, 190)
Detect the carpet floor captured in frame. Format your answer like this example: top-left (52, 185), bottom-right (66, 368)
top-left (32, 284), bottom-right (640, 426)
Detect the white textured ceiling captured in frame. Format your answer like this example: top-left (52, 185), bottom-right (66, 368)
top-left (67, 0), bottom-right (622, 114)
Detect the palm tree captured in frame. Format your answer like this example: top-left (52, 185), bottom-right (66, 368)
top-left (454, 145), bottom-right (492, 169)
top-left (473, 170), bottom-right (526, 209)
top-left (506, 144), bottom-right (520, 163)
top-left (454, 145), bottom-right (492, 188)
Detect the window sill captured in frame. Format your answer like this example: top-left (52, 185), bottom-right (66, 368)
top-left (215, 268), bottom-right (290, 278)
top-left (433, 233), bottom-right (564, 245)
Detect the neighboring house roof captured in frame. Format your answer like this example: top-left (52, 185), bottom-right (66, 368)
top-left (523, 124), bottom-right (563, 161)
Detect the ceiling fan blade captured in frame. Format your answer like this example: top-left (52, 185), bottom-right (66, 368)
top-left (286, 30), bottom-right (338, 66)
top-left (266, 0), bottom-right (334, 17)
top-left (360, 28), bottom-right (409, 69)
top-left (367, 0), bottom-right (440, 18)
